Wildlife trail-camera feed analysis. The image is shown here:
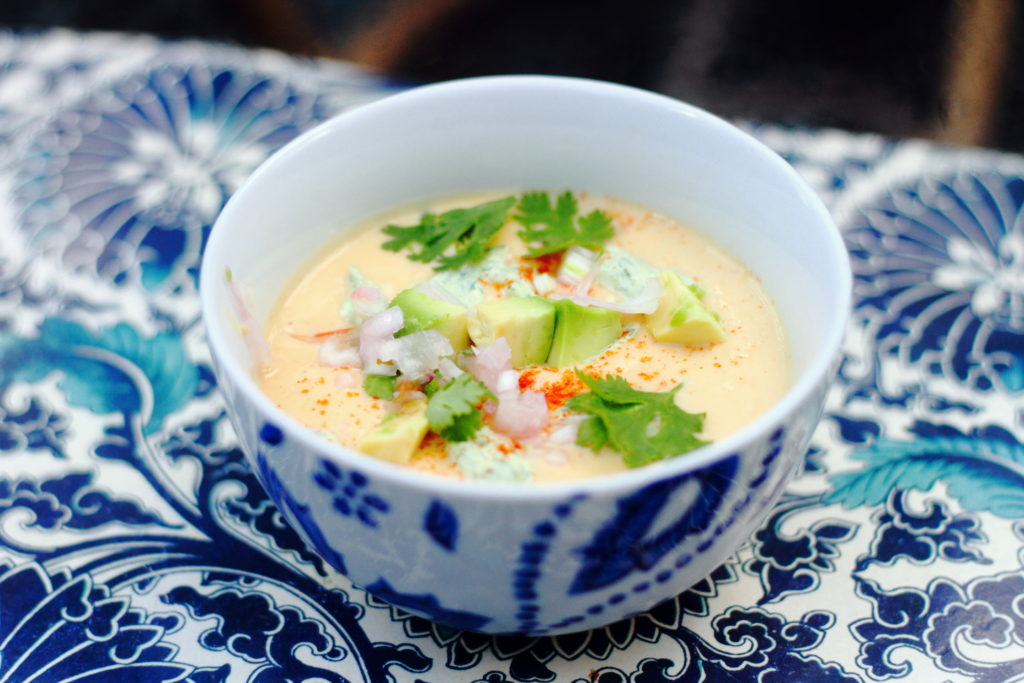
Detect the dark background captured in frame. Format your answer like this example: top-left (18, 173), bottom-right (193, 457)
top-left (3, 0), bottom-right (1022, 151)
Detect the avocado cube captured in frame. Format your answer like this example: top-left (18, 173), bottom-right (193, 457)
top-left (468, 296), bottom-right (556, 368)
top-left (357, 400), bottom-right (429, 464)
top-left (391, 289), bottom-right (470, 352)
top-left (645, 272), bottom-right (726, 346)
top-left (546, 299), bottom-right (622, 367)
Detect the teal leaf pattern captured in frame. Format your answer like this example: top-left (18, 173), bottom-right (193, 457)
top-left (0, 317), bottom-right (195, 434)
top-left (827, 422), bottom-right (1024, 517)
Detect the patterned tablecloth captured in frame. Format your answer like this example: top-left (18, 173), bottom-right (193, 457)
top-left (1, 30), bottom-right (1022, 683)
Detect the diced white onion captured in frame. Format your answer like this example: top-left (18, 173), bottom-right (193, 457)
top-left (437, 357), bottom-right (464, 383)
top-left (533, 272), bottom-right (557, 296)
top-left (465, 337), bottom-right (513, 394)
top-left (378, 329), bottom-right (454, 383)
top-left (350, 284), bottom-right (389, 322)
top-left (495, 369), bottom-right (519, 394)
top-left (493, 385), bottom-right (548, 439)
top-left (319, 336), bottom-right (361, 367)
top-left (464, 338), bottom-right (548, 438)
top-left (359, 306), bottom-right (403, 375)
top-left (557, 246), bottom-right (599, 286)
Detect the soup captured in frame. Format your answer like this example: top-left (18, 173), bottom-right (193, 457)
top-left (259, 192), bottom-right (789, 483)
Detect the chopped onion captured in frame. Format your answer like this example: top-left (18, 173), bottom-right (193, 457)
top-left (350, 284), bottom-right (388, 321)
top-left (319, 336), bottom-right (361, 367)
top-left (437, 357), bottom-right (464, 383)
top-left (359, 306), bottom-right (403, 375)
top-left (465, 337), bottom-right (512, 393)
top-left (463, 338), bottom-right (547, 438)
top-left (495, 369), bottom-right (519, 394)
top-left (493, 382), bottom-right (549, 439)
top-left (532, 272), bottom-right (557, 296)
top-left (226, 275), bottom-right (271, 364)
top-left (570, 276), bottom-right (662, 314)
top-left (557, 246), bottom-right (599, 286)
top-left (378, 329), bottom-right (454, 382)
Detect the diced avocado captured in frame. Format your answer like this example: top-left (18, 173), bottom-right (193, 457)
top-left (557, 245), bottom-right (599, 285)
top-left (645, 272), bottom-right (726, 346)
top-left (357, 400), bottom-right (428, 464)
top-left (546, 299), bottom-right (622, 367)
top-left (390, 289), bottom-right (470, 352)
top-left (468, 296), bottom-right (556, 368)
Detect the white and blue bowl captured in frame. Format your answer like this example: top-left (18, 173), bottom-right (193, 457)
top-left (199, 76), bottom-right (850, 635)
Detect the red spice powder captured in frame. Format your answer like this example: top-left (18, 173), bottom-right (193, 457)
top-left (421, 432), bottom-right (445, 450)
top-left (518, 368), bottom-right (540, 392)
top-left (527, 252), bottom-right (564, 275)
top-left (520, 368), bottom-right (588, 410)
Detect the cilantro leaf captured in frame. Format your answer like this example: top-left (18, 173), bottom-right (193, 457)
top-left (576, 415), bottom-right (608, 451)
top-left (515, 191), bottom-right (615, 257)
top-left (381, 196), bottom-right (516, 271)
top-left (426, 374), bottom-right (493, 442)
top-left (567, 372), bottom-right (707, 467)
top-left (363, 374), bottom-right (397, 400)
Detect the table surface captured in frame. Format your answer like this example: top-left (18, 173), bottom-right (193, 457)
top-left (1, 30), bottom-right (1022, 683)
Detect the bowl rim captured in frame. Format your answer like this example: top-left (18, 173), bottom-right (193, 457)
top-left (199, 73), bottom-right (851, 501)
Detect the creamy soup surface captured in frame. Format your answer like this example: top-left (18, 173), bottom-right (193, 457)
top-left (260, 192), bottom-right (790, 483)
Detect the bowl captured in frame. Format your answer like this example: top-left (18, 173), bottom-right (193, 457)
top-left (199, 75), bottom-right (850, 635)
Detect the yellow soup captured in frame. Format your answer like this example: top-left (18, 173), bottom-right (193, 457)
top-left (260, 192), bottom-right (790, 483)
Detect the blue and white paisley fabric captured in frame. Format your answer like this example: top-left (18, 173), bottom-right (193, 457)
top-left (1, 30), bottom-right (1022, 681)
